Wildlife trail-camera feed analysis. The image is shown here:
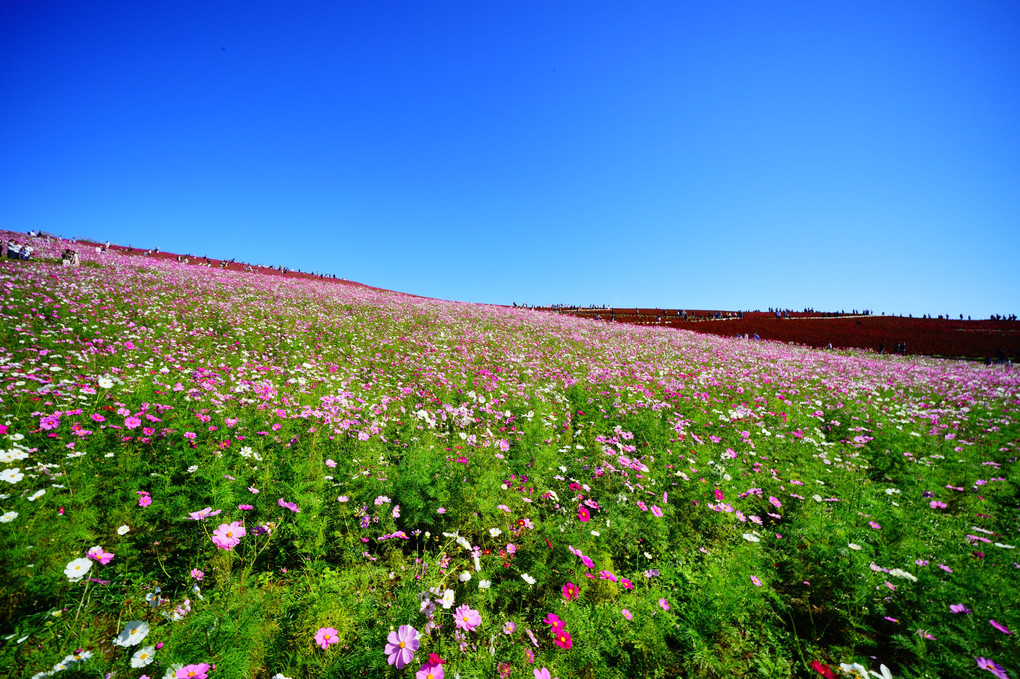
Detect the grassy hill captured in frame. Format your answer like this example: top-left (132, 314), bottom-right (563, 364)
top-left (1, 232), bottom-right (1018, 678)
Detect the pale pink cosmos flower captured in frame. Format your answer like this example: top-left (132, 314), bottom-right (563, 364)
top-left (325, 458), bottom-right (336, 468)
top-left (315, 627), bottom-right (340, 649)
top-left (187, 507), bottom-right (222, 521)
top-left (622, 609), bottom-right (632, 620)
top-left (384, 625), bottom-right (419, 668)
top-left (124, 416), bottom-right (142, 429)
top-left (750, 575), bottom-right (763, 587)
top-left (659, 598), bottom-right (671, 611)
top-left (650, 505), bottom-right (663, 517)
top-left (454, 605), bottom-right (481, 632)
top-left (190, 569), bottom-right (204, 581)
top-left (175, 663), bottom-right (209, 679)
top-left (211, 521), bottom-right (246, 550)
top-left (137, 493), bottom-right (152, 508)
top-left (417, 661), bottom-right (445, 679)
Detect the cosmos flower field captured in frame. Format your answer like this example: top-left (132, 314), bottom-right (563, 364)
top-left (1, 233), bottom-right (1018, 679)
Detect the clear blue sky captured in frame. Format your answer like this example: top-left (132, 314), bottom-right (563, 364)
top-left (3, 2), bottom-right (1018, 317)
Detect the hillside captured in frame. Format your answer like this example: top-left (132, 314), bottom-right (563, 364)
top-left (1, 230), bottom-right (1018, 679)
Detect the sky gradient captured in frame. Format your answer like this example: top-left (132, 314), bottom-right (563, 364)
top-left (2, 1), bottom-right (1018, 317)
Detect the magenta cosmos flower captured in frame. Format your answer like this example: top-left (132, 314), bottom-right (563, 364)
top-left (577, 505), bottom-right (590, 522)
top-left (543, 612), bottom-right (565, 630)
top-left (989, 619), bottom-right (1012, 635)
top-left (86, 545), bottom-right (114, 565)
top-left (385, 625), bottom-right (419, 668)
top-left (562, 582), bottom-right (580, 601)
top-left (315, 626), bottom-right (339, 649)
top-left (211, 521), bottom-right (246, 550)
top-left (976, 657), bottom-right (1010, 679)
top-left (454, 605), bottom-right (481, 632)
top-left (552, 629), bottom-right (573, 649)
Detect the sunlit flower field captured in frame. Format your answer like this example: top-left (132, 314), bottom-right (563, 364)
top-left (1, 232), bottom-right (1017, 679)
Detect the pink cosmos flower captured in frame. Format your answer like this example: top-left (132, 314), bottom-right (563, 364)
top-left (930, 500), bottom-right (947, 509)
top-left (138, 494), bottom-right (152, 508)
top-left (507, 543), bottom-right (517, 554)
top-left (580, 554), bottom-right (594, 569)
top-left (989, 619), bottom-right (1012, 635)
top-left (599, 570), bottom-right (617, 583)
top-left (454, 605), bottom-right (481, 632)
top-left (91, 413), bottom-right (105, 422)
top-left (552, 629), bottom-right (573, 649)
top-left (621, 578), bottom-right (633, 589)
top-left (750, 575), bottom-right (762, 587)
top-left (637, 501), bottom-right (648, 512)
top-left (543, 613), bottom-right (565, 630)
top-left (325, 459), bottom-right (336, 468)
top-left (562, 582), bottom-right (579, 601)
top-left (577, 505), bottom-right (590, 522)
top-left (277, 498), bottom-right (300, 513)
top-left (650, 505), bottom-right (663, 517)
top-left (190, 569), bottom-right (204, 581)
top-left (385, 625), bottom-right (419, 668)
top-left (238, 504), bottom-right (253, 511)
top-left (86, 546), bottom-right (114, 565)
top-left (125, 416), bottom-right (142, 429)
top-left (248, 486), bottom-right (259, 494)
top-left (976, 657), bottom-right (1010, 679)
top-left (869, 521), bottom-right (881, 530)
top-left (175, 664), bottom-right (209, 679)
top-left (187, 507), bottom-right (222, 521)
top-left (622, 609), bottom-right (632, 620)
top-left (534, 669), bottom-right (554, 679)
top-left (659, 598), bottom-right (671, 611)
top-left (315, 626), bottom-right (339, 649)
top-left (416, 661), bottom-right (445, 679)
top-left (211, 521), bottom-right (246, 551)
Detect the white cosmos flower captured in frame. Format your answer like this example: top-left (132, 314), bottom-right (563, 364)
top-left (478, 580), bottom-right (491, 589)
top-left (131, 646), bottom-right (156, 667)
top-left (117, 525), bottom-right (130, 535)
top-left (98, 377), bottom-right (114, 389)
top-left (440, 589), bottom-right (456, 609)
top-left (64, 557), bottom-right (92, 582)
top-left (28, 489), bottom-right (45, 501)
top-left (521, 573), bottom-right (536, 585)
top-left (742, 533), bottom-right (760, 543)
top-left (459, 571), bottom-right (471, 582)
top-left (0, 511), bottom-right (17, 523)
top-left (887, 568), bottom-right (917, 582)
top-left (113, 620), bottom-right (150, 647)
top-left (1, 468), bottom-right (24, 484)
top-left (489, 528), bottom-right (502, 537)
top-left (849, 543), bottom-right (862, 550)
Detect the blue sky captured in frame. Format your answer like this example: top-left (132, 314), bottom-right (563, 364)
top-left (2, 2), bottom-right (1018, 317)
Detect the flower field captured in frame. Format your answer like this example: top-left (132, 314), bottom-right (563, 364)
top-left (1, 231), bottom-right (1018, 679)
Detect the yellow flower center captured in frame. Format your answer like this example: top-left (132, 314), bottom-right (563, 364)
top-left (399, 641), bottom-right (405, 648)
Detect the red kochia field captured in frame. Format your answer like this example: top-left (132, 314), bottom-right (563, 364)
top-left (687, 315), bottom-right (1020, 360)
top-left (546, 309), bottom-right (1020, 360)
